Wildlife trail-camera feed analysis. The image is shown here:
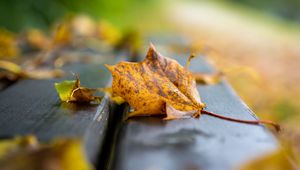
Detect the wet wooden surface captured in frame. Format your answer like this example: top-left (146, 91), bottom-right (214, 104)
top-left (0, 38), bottom-right (279, 170)
top-left (0, 50), bottom-right (121, 165)
top-left (109, 43), bottom-right (278, 170)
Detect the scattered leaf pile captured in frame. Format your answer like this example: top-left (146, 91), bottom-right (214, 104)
top-left (0, 135), bottom-right (92, 170)
top-left (0, 15), bottom-right (141, 90)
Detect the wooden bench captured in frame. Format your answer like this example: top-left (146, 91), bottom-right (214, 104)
top-left (0, 37), bottom-right (278, 170)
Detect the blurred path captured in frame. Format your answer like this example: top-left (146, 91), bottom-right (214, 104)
top-left (166, 0), bottom-right (300, 129)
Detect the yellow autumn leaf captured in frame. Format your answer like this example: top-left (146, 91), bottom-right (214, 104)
top-left (106, 44), bottom-right (205, 120)
top-left (239, 146), bottom-right (300, 170)
top-left (53, 21), bottom-right (72, 46)
top-left (0, 135), bottom-right (38, 158)
top-left (105, 44), bottom-right (279, 131)
top-left (25, 29), bottom-right (50, 50)
top-left (0, 60), bottom-right (63, 80)
top-left (99, 87), bottom-right (126, 105)
top-left (192, 72), bottom-right (223, 84)
top-left (0, 135), bottom-right (93, 170)
top-left (97, 20), bottom-right (121, 46)
top-left (0, 29), bottom-right (19, 58)
top-left (0, 60), bottom-right (22, 74)
top-left (185, 54), bottom-right (223, 85)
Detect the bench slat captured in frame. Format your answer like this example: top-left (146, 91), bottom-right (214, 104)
top-left (0, 54), bottom-right (119, 165)
top-left (109, 43), bottom-right (278, 170)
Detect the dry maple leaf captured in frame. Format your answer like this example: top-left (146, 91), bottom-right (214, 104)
top-left (106, 44), bottom-right (280, 131)
top-left (106, 44), bottom-right (205, 120)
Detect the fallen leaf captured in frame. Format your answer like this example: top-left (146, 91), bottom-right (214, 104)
top-left (0, 135), bottom-right (93, 170)
top-left (105, 44), bottom-right (280, 131)
top-left (185, 54), bottom-right (223, 85)
top-left (0, 135), bottom-right (38, 158)
top-left (0, 60), bottom-right (22, 75)
top-left (55, 76), bottom-right (101, 103)
top-left (223, 66), bottom-right (261, 83)
top-left (106, 44), bottom-right (205, 119)
top-left (99, 87), bottom-right (126, 105)
top-left (53, 21), bottom-right (72, 47)
top-left (24, 69), bottom-right (64, 79)
top-left (192, 72), bottom-right (223, 84)
top-left (97, 20), bottom-right (121, 46)
top-left (0, 60), bottom-right (63, 80)
top-left (0, 29), bottom-right (19, 58)
top-left (238, 146), bottom-right (300, 170)
top-left (24, 29), bottom-right (50, 50)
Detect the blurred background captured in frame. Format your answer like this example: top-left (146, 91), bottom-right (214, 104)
top-left (0, 0), bottom-right (300, 168)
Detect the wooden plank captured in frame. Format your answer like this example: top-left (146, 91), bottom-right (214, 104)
top-left (0, 50), bottom-right (122, 166)
top-left (109, 43), bottom-right (278, 170)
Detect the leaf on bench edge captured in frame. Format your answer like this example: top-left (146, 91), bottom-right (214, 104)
top-left (106, 44), bottom-right (205, 120)
top-left (55, 77), bottom-right (102, 103)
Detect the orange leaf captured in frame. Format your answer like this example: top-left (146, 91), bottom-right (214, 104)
top-left (106, 44), bottom-right (205, 119)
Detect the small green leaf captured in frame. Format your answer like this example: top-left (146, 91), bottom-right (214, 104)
top-left (55, 80), bottom-right (77, 101)
top-left (55, 78), bottom-right (102, 103)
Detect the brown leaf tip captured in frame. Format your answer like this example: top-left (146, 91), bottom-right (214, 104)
top-left (146, 43), bottom-right (160, 60)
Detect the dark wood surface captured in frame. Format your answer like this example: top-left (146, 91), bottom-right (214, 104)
top-left (0, 39), bottom-right (279, 170)
top-left (109, 44), bottom-right (278, 170)
top-left (0, 51), bottom-right (121, 166)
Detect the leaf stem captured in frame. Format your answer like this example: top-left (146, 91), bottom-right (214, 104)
top-left (201, 110), bottom-right (280, 131)
top-left (185, 53), bottom-right (196, 70)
